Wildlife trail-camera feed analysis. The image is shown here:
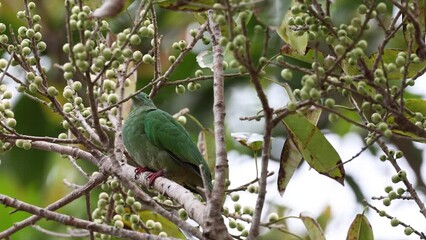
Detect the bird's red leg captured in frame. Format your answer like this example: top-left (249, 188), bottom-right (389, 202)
top-left (146, 170), bottom-right (164, 186)
top-left (134, 167), bottom-right (150, 179)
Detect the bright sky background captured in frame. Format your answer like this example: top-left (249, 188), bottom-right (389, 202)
top-left (226, 82), bottom-right (426, 240)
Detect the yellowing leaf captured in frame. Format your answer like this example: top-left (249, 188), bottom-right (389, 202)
top-left (282, 111), bottom-right (345, 185)
top-left (346, 213), bottom-right (374, 240)
top-left (299, 212), bottom-right (326, 240)
top-left (278, 108), bottom-right (322, 196)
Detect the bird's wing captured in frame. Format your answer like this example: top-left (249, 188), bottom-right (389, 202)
top-left (144, 109), bottom-right (210, 177)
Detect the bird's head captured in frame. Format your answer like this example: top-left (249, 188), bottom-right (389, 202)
top-left (131, 92), bottom-right (156, 109)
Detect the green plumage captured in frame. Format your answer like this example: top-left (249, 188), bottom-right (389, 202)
top-left (122, 92), bottom-right (212, 199)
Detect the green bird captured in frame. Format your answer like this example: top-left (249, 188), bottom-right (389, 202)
top-left (122, 92), bottom-right (212, 200)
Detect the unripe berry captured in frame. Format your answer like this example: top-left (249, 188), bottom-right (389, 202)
top-left (58, 133), bottom-right (67, 139)
top-left (268, 212), bottom-right (279, 222)
top-left (195, 70), bottom-right (203, 77)
top-left (390, 217), bottom-right (399, 227)
top-left (358, 4), bottom-right (368, 14)
top-left (280, 69), bottom-right (293, 80)
top-left (397, 170), bottom-right (407, 179)
top-left (388, 191), bottom-right (397, 200)
top-left (22, 140), bottom-right (31, 150)
top-left (236, 222), bottom-right (245, 231)
top-left (384, 186), bottom-right (393, 193)
top-left (230, 193), bottom-right (240, 202)
top-left (383, 129), bottom-right (392, 138)
top-left (126, 197), bottom-right (135, 205)
top-left (177, 115), bottom-right (187, 125)
top-left (47, 86), bottom-right (59, 96)
top-left (325, 98), bottom-right (335, 108)
top-left (132, 201), bottom-right (142, 212)
top-left (187, 82), bottom-right (196, 92)
top-left (6, 118), bottom-right (16, 128)
top-left (376, 2), bottom-right (387, 14)
top-left (145, 219), bottom-right (155, 229)
top-left (114, 220), bottom-right (124, 228)
top-left (391, 174), bottom-right (401, 183)
top-left (131, 51), bottom-right (142, 62)
top-left (395, 56), bottom-right (406, 66)
top-left (334, 45), bottom-right (345, 56)
top-left (168, 55), bottom-right (176, 63)
top-left (229, 219), bottom-right (237, 229)
top-left (234, 203), bottom-right (241, 212)
top-left (129, 35), bottom-right (141, 45)
top-left (153, 222), bottom-right (162, 231)
top-left (108, 93), bottom-right (118, 104)
top-left (142, 54), bottom-right (154, 64)
top-left (242, 206), bottom-right (253, 215)
top-left (175, 85), bottom-right (185, 95)
top-left (130, 214), bottom-right (139, 224)
top-left (382, 197), bottom-right (391, 206)
top-left (178, 208), bottom-right (188, 220)
top-left (287, 101), bottom-right (297, 111)
top-left (404, 227), bottom-right (413, 235)
top-left (178, 40), bottom-right (187, 50)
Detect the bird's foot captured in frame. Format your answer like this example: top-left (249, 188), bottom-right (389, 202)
top-left (146, 170), bottom-right (164, 186)
top-left (134, 167), bottom-right (150, 180)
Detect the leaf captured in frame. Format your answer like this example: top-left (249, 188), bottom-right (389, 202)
top-left (342, 49), bottom-right (426, 80)
top-left (198, 128), bottom-right (216, 176)
top-left (316, 205), bottom-right (332, 231)
top-left (107, 0), bottom-right (141, 33)
top-left (196, 50), bottom-right (237, 73)
top-left (278, 108), bottom-right (322, 196)
top-left (231, 132), bottom-right (264, 151)
top-left (277, 11), bottom-right (308, 55)
top-left (253, 0), bottom-right (291, 28)
top-left (281, 110), bottom-right (345, 185)
top-left (299, 212), bottom-right (326, 240)
top-left (346, 213), bottom-right (374, 240)
top-left (155, 0), bottom-right (214, 12)
top-left (405, 98), bottom-right (426, 116)
top-left (136, 210), bottom-right (186, 238)
top-left (384, 98), bottom-right (426, 140)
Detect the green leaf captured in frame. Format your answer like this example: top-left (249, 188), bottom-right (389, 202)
top-left (108, 0), bottom-right (141, 33)
top-left (281, 111), bottom-right (345, 185)
top-left (343, 49), bottom-right (426, 80)
top-left (346, 213), bottom-right (374, 240)
top-left (278, 108), bottom-right (322, 196)
top-left (155, 0), bottom-right (214, 12)
top-left (198, 128), bottom-right (216, 176)
top-left (231, 132), bottom-right (264, 151)
top-left (138, 210), bottom-right (186, 238)
top-left (316, 205), bottom-right (332, 231)
top-left (405, 98), bottom-right (426, 116)
top-left (300, 212), bottom-right (326, 240)
top-left (253, 0), bottom-right (290, 28)
top-left (277, 11), bottom-right (308, 55)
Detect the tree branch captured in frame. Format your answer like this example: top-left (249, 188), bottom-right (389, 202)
top-left (202, 10), bottom-right (231, 240)
top-left (0, 193), bottom-right (173, 240)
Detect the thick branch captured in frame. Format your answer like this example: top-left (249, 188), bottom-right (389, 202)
top-left (203, 11), bottom-right (231, 240)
